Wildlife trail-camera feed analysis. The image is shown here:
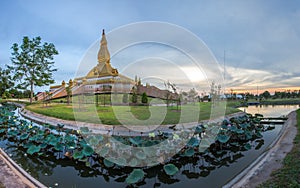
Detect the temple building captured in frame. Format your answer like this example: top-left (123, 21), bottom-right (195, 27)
top-left (37, 30), bottom-right (177, 101)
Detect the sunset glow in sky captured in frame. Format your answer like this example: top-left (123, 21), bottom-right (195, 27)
top-left (1, 1), bottom-right (300, 94)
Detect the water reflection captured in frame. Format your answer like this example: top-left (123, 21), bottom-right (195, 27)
top-left (239, 104), bottom-right (299, 117)
top-left (0, 104), bottom-right (284, 188)
top-left (0, 128), bottom-right (275, 188)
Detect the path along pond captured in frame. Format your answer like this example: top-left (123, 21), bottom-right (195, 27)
top-left (0, 104), bottom-right (299, 188)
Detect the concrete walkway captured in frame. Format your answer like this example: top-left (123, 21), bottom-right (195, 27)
top-left (0, 149), bottom-right (46, 188)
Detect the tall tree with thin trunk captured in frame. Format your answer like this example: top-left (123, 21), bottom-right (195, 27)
top-left (9, 36), bottom-right (58, 103)
top-left (0, 67), bottom-right (13, 97)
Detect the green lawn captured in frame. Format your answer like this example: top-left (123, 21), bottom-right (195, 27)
top-left (259, 109), bottom-right (300, 187)
top-left (25, 101), bottom-right (240, 125)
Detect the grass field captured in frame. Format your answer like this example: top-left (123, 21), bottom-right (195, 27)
top-left (259, 109), bottom-right (300, 187)
top-left (25, 101), bottom-right (240, 125)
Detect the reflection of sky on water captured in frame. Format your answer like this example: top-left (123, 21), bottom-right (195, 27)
top-left (239, 105), bottom-right (300, 117)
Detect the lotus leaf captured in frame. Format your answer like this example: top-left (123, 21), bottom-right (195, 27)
top-left (57, 123), bottom-right (64, 129)
top-left (8, 129), bottom-right (18, 136)
top-left (236, 129), bottom-right (244, 134)
top-left (0, 129), bottom-right (6, 133)
top-left (183, 147), bottom-right (195, 157)
top-left (115, 157), bottom-right (127, 166)
top-left (187, 137), bottom-right (199, 147)
top-left (245, 131), bottom-right (253, 140)
top-left (217, 134), bottom-right (230, 143)
top-left (163, 164), bottom-right (179, 176)
top-left (255, 131), bottom-right (263, 138)
top-left (136, 151), bottom-right (146, 160)
top-left (20, 133), bottom-right (29, 140)
top-left (229, 126), bottom-right (238, 132)
top-left (244, 143), bottom-right (251, 150)
top-left (99, 146), bottom-right (109, 156)
top-left (87, 136), bottom-right (99, 146)
top-left (129, 137), bottom-right (142, 146)
top-left (125, 169), bottom-right (145, 184)
top-left (73, 150), bottom-right (84, 160)
top-left (83, 145), bottom-right (94, 156)
top-left (54, 143), bottom-right (64, 151)
top-left (195, 125), bottom-right (204, 134)
top-left (27, 145), bottom-right (41, 155)
top-left (240, 123), bottom-right (250, 129)
top-left (95, 134), bottom-right (104, 142)
top-left (143, 147), bottom-right (156, 157)
top-left (79, 127), bottom-right (89, 133)
top-left (129, 158), bottom-right (139, 167)
top-left (103, 158), bottom-right (114, 168)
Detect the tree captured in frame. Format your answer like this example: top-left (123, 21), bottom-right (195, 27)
top-left (66, 86), bottom-right (71, 105)
top-left (260, 90), bottom-right (271, 99)
top-left (141, 92), bottom-right (148, 104)
top-left (122, 93), bottom-right (128, 103)
top-left (188, 88), bottom-right (198, 103)
top-left (0, 67), bottom-right (13, 97)
top-left (132, 92), bottom-right (138, 103)
top-left (9, 36), bottom-right (58, 103)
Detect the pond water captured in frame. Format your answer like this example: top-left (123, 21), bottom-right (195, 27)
top-left (0, 105), bottom-right (297, 188)
top-left (239, 104), bottom-right (300, 117)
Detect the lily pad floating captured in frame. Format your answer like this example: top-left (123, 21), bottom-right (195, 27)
top-left (187, 137), bottom-right (199, 147)
top-left (244, 143), bottom-right (252, 150)
top-left (98, 146), bottom-right (110, 156)
top-left (103, 158), bottom-right (114, 168)
top-left (126, 169), bottom-right (145, 184)
top-left (57, 123), bottom-right (64, 129)
top-left (217, 134), bottom-right (230, 143)
top-left (135, 151), bottom-right (146, 160)
top-left (183, 147), bottom-right (195, 157)
top-left (129, 137), bottom-right (142, 146)
top-left (19, 133), bottom-right (29, 140)
top-left (236, 129), bottom-right (244, 134)
top-left (73, 150), bottom-right (84, 160)
top-left (7, 129), bottom-right (18, 136)
top-left (54, 143), bottom-right (64, 151)
top-left (240, 123), bottom-right (250, 129)
top-left (115, 157), bottom-right (127, 166)
top-left (87, 136), bottom-right (99, 146)
top-left (79, 127), bottom-right (90, 134)
top-left (83, 145), bottom-right (94, 156)
top-left (129, 158), bottom-right (139, 167)
top-left (163, 164), bottom-right (179, 176)
top-left (195, 125), bottom-right (204, 134)
top-left (27, 145), bottom-right (41, 155)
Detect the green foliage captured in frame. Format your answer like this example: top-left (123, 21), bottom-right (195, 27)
top-left (122, 93), bottom-right (128, 103)
top-left (126, 169), bottom-right (145, 184)
top-left (163, 164), bottom-right (179, 176)
top-left (103, 158), bottom-right (114, 168)
top-left (132, 92), bottom-right (137, 103)
top-left (9, 36), bottom-right (58, 103)
top-left (141, 92), bottom-right (148, 104)
top-left (27, 145), bottom-right (41, 155)
top-left (0, 67), bottom-right (13, 97)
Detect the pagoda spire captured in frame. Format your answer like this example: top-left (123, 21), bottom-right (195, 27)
top-left (97, 29), bottom-right (110, 64)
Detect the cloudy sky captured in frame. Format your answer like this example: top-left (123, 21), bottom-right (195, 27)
top-left (0, 0), bottom-right (300, 93)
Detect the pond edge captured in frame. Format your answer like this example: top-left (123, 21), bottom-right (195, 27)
top-left (0, 148), bottom-right (47, 188)
top-left (11, 102), bottom-right (245, 136)
top-left (223, 110), bottom-right (297, 188)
